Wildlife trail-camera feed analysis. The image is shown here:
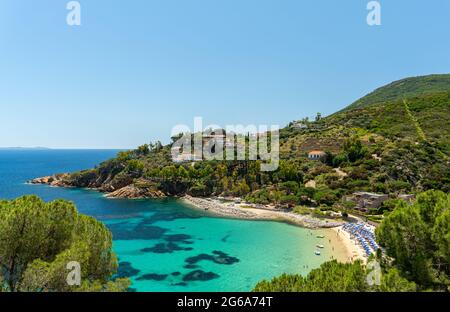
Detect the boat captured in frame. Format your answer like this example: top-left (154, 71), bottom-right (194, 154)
top-left (316, 235), bottom-right (325, 238)
top-left (316, 244), bottom-right (324, 249)
top-left (314, 250), bottom-right (321, 255)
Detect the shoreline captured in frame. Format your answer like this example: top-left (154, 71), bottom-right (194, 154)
top-left (181, 195), bottom-right (343, 229)
top-left (181, 195), bottom-right (368, 263)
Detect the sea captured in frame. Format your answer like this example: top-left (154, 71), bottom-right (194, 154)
top-left (0, 149), bottom-right (340, 291)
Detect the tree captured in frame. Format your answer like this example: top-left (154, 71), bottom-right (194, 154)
top-left (253, 259), bottom-right (423, 292)
top-left (343, 137), bottom-right (367, 162)
top-left (313, 187), bottom-right (338, 206)
top-left (376, 190), bottom-right (450, 290)
top-left (0, 196), bottom-right (129, 292)
top-left (276, 160), bottom-right (303, 182)
top-left (150, 141), bottom-right (163, 152)
top-left (125, 159), bottom-right (144, 174)
top-left (136, 144), bottom-right (150, 156)
top-left (378, 268), bottom-right (417, 292)
top-left (232, 181), bottom-right (251, 197)
top-left (253, 260), bottom-right (369, 292)
top-left (315, 112), bottom-right (322, 122)
top-left (178, 166), bottom-right (189, 180)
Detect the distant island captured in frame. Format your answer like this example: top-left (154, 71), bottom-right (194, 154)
top-left (0, 147), bottom-right (51, 150)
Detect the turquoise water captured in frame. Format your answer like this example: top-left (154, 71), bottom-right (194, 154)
top-left (0, 150), bottom-right (336, 291)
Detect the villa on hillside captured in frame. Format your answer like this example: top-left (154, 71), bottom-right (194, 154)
top-left (292, 121), bottom-right (308, 129)
top-left (346, 192), bottom-right (389, 213)
top-left (308, 150), bottom-right (326, 160)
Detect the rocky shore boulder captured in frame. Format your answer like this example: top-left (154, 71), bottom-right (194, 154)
top-left (29, 174), bottom-right (72, 187)
top-left (105, 184), bottom-right (166, 199)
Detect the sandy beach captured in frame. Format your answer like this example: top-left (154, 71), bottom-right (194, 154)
top-left (181, 195), bottom-right (343, 229)
top-left (181, 195), bottom-right (369, 263)
top-left (329, 226), bottom-right (368, 263)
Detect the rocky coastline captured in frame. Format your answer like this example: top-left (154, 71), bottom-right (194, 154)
top-left (29, 175), bottom-right (166, 199)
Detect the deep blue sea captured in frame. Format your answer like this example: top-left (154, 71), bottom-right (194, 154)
top-left (0, 149), bottom-right (339, 291)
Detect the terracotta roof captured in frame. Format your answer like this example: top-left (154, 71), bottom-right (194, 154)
top-left (308, 150), bottom-right (326, 155)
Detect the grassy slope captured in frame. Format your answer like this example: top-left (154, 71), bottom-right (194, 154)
top-left (343, 74), bottom-right (450, 112)
top-left (323, 92), bottom-right (450, 154)
top-left (281, 90), bottom-right (450, 160)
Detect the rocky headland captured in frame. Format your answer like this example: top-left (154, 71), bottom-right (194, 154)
top-left (29, 175), bottom-right (166, 199)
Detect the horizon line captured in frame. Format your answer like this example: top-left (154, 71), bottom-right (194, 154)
top-left (0, 147), bottom-right (131, 150)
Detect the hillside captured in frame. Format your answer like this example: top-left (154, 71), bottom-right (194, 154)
top-left (30, 75), bottom-right (450, 219)
top-left (343, 74), bottom-right (450, 111)
top-left (325, 92), bottom-right (450, 153)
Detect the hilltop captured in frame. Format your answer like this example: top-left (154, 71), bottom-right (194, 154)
top-left (342, 74), bottom-right (450, 111)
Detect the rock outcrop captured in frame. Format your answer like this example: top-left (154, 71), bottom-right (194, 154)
top-left (30, 174), bottom-right (166, 199)
top-left (105, 184), bottom-right (166, 199)
top-left (29, 174), bottom-right (72, 187)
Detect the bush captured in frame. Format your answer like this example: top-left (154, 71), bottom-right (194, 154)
top-left (293, 206), bottom-right (312, 215)
top-left (125, 159), bottom-right (144, 174)
top-left (279, 195), bottom-right (299, 206)
top-left (344, 137), bottom-right (367, 162)
top-left (313, 188), bottom-right (338, 206)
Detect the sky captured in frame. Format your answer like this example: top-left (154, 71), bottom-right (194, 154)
top-left (1, 0), bottom-right (449, 149)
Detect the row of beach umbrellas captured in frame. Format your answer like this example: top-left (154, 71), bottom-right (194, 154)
top-left (343, 223), bottom-right (379, 256)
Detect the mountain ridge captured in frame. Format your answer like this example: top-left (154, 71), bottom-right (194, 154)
top-left (341, 74), bottom-right (450, 112)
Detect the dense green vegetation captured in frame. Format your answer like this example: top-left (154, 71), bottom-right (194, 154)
top-left (343, 74), bottom-right (450, 111)
top-left (253, 260), bottom-right (370, 292)
top-left (254, 190), bottom-right (449, 292)
top-left (0, 196), bottom-right (129, 292)
top-left (328, 91), bottom-right (450, 154)
top-left (376, 190), bottom-right (450, 290)
top-left (253, 260), bottom-right (416, 292)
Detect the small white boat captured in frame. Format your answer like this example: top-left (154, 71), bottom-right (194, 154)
top-left (316, 244), bottom-right (324, 249)
top-left (314, 250), bottom-right (321, 256)
top-left (316, 235), bottom-right (325, 238)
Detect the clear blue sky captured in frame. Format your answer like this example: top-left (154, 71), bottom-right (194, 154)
top-left (1, 0), bottom-right (449, 149)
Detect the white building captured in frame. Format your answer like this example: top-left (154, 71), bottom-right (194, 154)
top-left (308, 150), bottom-right (326, 160)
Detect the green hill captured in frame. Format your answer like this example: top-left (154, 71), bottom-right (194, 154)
top-left (324, 92), bottom-right (450, 152)
top-left (343, 74), bottom-right (450, 111)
